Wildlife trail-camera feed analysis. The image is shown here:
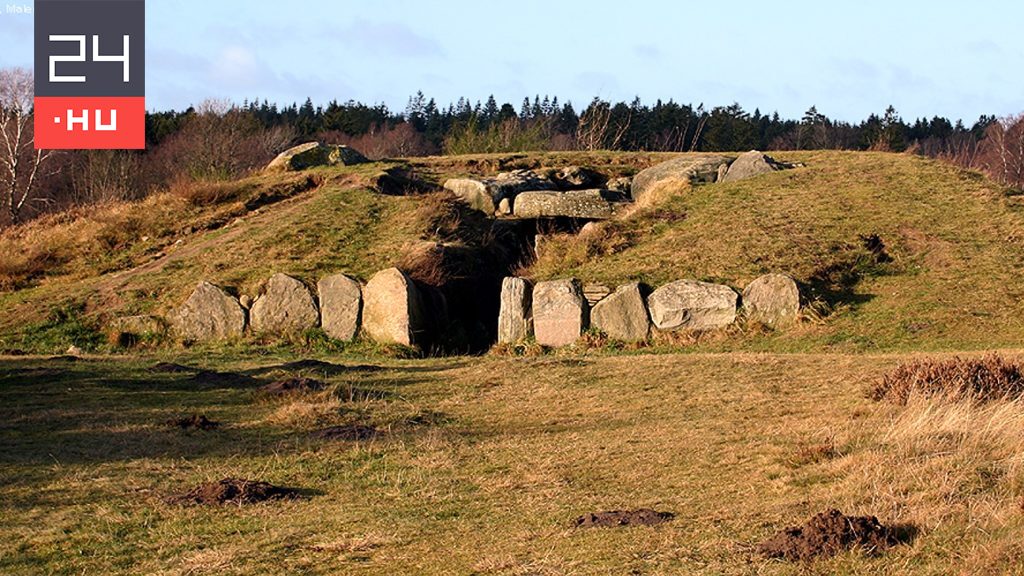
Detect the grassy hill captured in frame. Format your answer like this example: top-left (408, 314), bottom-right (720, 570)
top-left (1, 150), bottom-right (1022, 355)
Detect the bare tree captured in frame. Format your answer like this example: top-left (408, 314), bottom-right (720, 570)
top-left (979, 114), bottom-right (1024, 191)
top-left (0, 68), bottom-right (54, 226)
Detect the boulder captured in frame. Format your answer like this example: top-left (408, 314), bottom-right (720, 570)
top-left (266, 142), bottom-right (368, 172)
top-left (513, 189), bottom-right (629, 220)
top-left (647, 280), bottom-right (738, 331)
top-left (532, 279), bottom-right (587, 347)
top-left (742, 273), bottom-right (800, 327)
top-left (591, 283), bottom-right (651, 341)
top-left (444, 169), bottom-right (554, 215)
top-left (318, 273), bottom-right (362, 341)
top-left (172, 281), bottom-right (246, 342)
top-left (111, 315), bottom-right (163, 336)
top-left (108, 315), bottom-right (164, 345)
top-left (631, 155), bottom-right (733, 203)
top-left (250, 273), bottom-right (320, 334)
top-left (361, 268), bottom-right (427, 347)
top-left (550, 166), bottom-right (605, 190)
top-left (721, 150), bottom-right (792, 183)
top-left (497, 277), bottom-right (533, 343)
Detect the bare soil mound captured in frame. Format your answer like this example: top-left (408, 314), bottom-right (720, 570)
top-left (149, 362), bottom-right (195, 373)
top-left (258, 376), bottom-right (326, 397)
top-left (758, 509), bottom-right (900, 560)
top-left (166, 414), bottom-right (219, 430)
top-left (575, 509), bottom-right (674, 528)
top-left (170, 478), bottom-right (300, 505)
top-left (190, 370), bottom-right (256, 387)
top-left (311, 424), bottom-right (379, 441)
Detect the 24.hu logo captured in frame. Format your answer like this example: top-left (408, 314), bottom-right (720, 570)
top-left (34, 0), bottom-right (145, 150)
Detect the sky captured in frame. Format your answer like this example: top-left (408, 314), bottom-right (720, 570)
top-left (2, 0), bottom-right (1022, 122)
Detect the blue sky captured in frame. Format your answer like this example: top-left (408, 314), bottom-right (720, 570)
top-left (2, 0), bottom-right (1022, 122)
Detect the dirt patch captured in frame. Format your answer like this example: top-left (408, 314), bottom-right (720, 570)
top-left (273, 359), bottom-right (382, 375)
top-left (758, 509), bottom-right (901, 561)
top-left (166, 414), bottom-right (219, 430)
top-left (259, 377), bottom-right (326, 397)
top-left (871, 354), bottom-right (1024, 404)
top-left (575, 509), bottom-right (674, 528)
top-left (150, 362), bottom-right (195, 373)
top-left (190, 370), bottom-right (256, 387)
top-left (169, 478), bottom-right (300, 505)
top-left (311, 424), bottom-right (379, 441)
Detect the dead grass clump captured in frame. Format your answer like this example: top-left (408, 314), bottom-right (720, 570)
top-left (168, 177), bottom-right (251, 206)
top-left (871, 355), bottom-right (1024, 404)
top-left (788, 435), bottom-right (840, 467)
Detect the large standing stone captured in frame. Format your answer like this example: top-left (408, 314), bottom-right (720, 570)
top-left (172, 281), bottom-right (246, 342)
top-left (631, 155), bottom-right (734, 203)
top-left (721, 150), bottom-right (792, 183)
top-left (250, 273), bottom-right (320, 334)
top-left (742, 273), bottom-right (800, 327)
top-left (265, 142), bottom-right (368, 172)
top-left (361, 268), bottom-right (427, 347)
top-left (513, 189), bottom-right (628, 219)
top-left (497, 277), bottom-right (532, 343)
top-left (591, 283), bottom-right (651, 341)
top-left (533, 279), bottom-right (587, 347)
top-left (647, 280), bottom-right (738, 331)
top-left (444, 169), bottom-right (554, 215)
top-left (318, 273), bottom-right (362, 341)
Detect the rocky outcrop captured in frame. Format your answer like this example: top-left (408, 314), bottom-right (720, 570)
top-left (250, 274), bottom-right (320, 334)
top-left (172, 282), bottom-right (247, 342)
top-left (266, 142), bottom-right (368, 172)
top-left (742, 273), bottom-right (800, 327)
top-left (497, 277), bottom-right (532, 343)
top-left (361, 268), bottom-right (426, 347)
top-left (591, 283), bottom-right (650, 341)
top-left (513, 189), bottom-right (629, 219)
top-left (444, 169), bottom-right (554, 214)
top-left (318, 273), bottom-right (362, 341)
top-left (533, 279), bottom-right (587, 347)
top-left (631, 155), bottom-right (733, 203)
top-left (647, 280), bottom-right (738, 331)
top-left (550, 166), bottom-right (605, 190)
top-left (721, 150), bottom-right (793, 183)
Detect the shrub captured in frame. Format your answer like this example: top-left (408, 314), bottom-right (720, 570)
top-left (871, 355), bottom-right (1024, 404)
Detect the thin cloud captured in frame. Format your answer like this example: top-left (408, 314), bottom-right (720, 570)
top-left (343, 19), bottom-right (443, 58)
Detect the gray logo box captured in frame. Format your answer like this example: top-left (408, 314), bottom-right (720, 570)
top-left (34, 0), bottom-right (145, 97)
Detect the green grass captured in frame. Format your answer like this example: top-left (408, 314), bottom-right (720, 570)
top-left (3, 351), bottom-right (1024, 574)
top-left (530, 152), bottom-right (1024, 352)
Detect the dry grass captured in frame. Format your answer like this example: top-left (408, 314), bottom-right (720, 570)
top-left (871, 355), bottom-right (1024, 404)
top-left (5, 351), bottom-right (1024, 574)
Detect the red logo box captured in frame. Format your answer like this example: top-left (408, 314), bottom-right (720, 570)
top-left (34, 96), bottom-right (145, 149)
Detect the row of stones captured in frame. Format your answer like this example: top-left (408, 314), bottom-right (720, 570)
top-left (444, 151), bottom-right (793, 219)
top-left (171, 268), bottom-right (427, 346)
top-left (498, 274), bottom-right (800, 346)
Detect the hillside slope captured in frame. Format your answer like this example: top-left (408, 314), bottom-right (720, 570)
top-left (531, 151), bottom-right (1024, 352)
top-left (0, 151), bottom-right (1022, 354)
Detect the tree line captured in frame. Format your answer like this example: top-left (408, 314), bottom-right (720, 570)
top-left (2, 65), bottom-right (1022, 229)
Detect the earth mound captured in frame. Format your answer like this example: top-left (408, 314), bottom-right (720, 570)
top-left (574, 509), bottom-right (674, 528)
top-left (311, 424), bottom-right (379, 441)
top-left (166, 414), bottom-right (219, 430)
top-left (258, 377), bottom-right (326, 397)
top-left (758, 509), bottom-right (901, 560)
top-left (170, 478), bottom-right (300, 505)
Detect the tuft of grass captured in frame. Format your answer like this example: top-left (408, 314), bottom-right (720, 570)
top-left (871, 355), bottom-right (1024, 404)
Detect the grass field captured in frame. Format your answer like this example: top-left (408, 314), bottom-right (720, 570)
top-left (4, 150), bottom-right (1024, 573)
top-left (3, 350), bottom-right (1024, 575)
